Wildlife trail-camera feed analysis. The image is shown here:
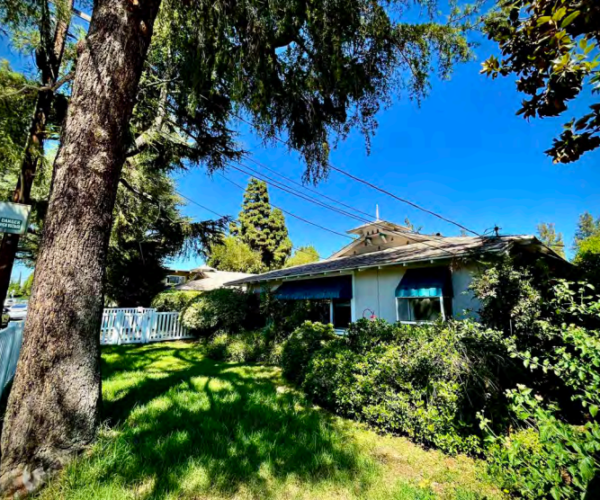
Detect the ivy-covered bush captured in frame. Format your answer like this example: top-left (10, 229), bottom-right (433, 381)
top-left (180, 288), bottom-right (260, 335)
top-left (280, 321), bottom-right (337, 384)
top-left (150, 290), bottom-right (200, 312)
top-left (482, 281), bottom-right (600, 499)
top-left (303, 319), bottom-right (511, 455)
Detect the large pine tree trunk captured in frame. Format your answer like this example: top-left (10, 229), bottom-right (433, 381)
top-left (0, 0), bottom-right (161, 495)
top-left (0, 1), bottom-right (73, 306)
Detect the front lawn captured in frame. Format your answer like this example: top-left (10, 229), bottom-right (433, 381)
top-left (39, 341), bottom-right (501, 499)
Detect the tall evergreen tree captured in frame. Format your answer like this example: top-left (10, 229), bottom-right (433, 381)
top-left (0, 0), bottom-right (74, 307)
top-left (234, 178), bottom-right (292, 269)
top-left (537, 222), bottom-right (566, 257)
top-left (269, 208), bottom-right (293, 268)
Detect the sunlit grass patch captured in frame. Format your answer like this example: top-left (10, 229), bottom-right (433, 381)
top-left (39, 341), bottom-right (501, 500)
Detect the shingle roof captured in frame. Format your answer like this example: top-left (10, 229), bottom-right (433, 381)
top-left (225, 235), bottom-right (552, 286)
top-left (176, 270), bottom-right (254, 291)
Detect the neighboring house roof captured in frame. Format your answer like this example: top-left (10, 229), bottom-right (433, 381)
top-left (226, 235), bottom-right (564, 286)
top-left (176, 270), bottom-right (254, 292)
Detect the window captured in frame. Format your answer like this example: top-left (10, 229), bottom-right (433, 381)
top-left (166, 275), bottom-right (183, 285)
top-left (331, 299), bottom-right (352, 329)
top-left (396, 297), bottom-right (451, 323)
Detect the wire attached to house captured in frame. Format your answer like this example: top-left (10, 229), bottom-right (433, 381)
top-left (195, 94), bottom-right (480, 237)
top-left (219, 174), bottom-right (354, 240)
top-left (174, 188), bottom-right (349, 262)
top-left (225, 160), bottom-right (461, 258)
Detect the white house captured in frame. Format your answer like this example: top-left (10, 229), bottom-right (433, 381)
top-left (226, 219), bottom-right (566, 332)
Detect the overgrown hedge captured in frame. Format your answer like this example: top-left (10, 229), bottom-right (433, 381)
top-left (150, 290), bottom-right (200, 312)
top-left (280, 321), bottom-right (337, 384)
top-left (299, 319), bottom-right (510, 455)
top-left (179, 288), bottom-right (262, 336)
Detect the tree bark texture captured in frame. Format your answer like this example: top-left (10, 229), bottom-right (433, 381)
top-left (0, 0), bottom-right (73, 307)
top-left (0, 0), bottom-right (161, 495)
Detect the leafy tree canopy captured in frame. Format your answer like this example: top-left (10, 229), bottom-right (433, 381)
top-left (284, 245), bottom-right (320, 268)
top-left (147, 0), bottom-right (477, 181)
top-left (574, 233), bottom-right (600, 287)
top-left (537, 222), bottom-right (566, 257)
top-left (574, 211), bottom-right (600, 249)
top-left (207, 235), bottom-right (265, 274)
top-left (482, 0), bottom-right (600, 164)
top-left (0, 59), bottom-right (38, 206)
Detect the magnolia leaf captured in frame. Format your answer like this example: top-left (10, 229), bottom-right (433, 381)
top-left (561, 10), bottom-right (580, 28)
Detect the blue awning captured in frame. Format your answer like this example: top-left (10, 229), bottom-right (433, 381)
top-left (396, 267), bottom-right (453, 298)
top-left (275, 276), bottom-right (352, 300)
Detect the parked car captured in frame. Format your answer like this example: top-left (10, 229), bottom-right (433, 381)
top-left (7, 303), bottom-right (27, 321)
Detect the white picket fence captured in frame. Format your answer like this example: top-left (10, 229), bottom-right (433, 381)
top-left (0, 308), bottom-right (190, 392)
top-left (100, 308), bottom-right (192, 345)
top-left (0, 321), bottom-right (24, 392)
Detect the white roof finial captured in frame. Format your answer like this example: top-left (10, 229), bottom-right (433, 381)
top-left (376, 204), bottom-right (380, 221)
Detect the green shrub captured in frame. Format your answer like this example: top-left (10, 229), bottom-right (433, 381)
top-left (484, 393), bottom-right (598, 500)
top-left (280, 321), bottom-right (336, 384)
top-left (205, 332), bottom-right (231, 360)
top-left (481, 281), bottom-right (600, 499)
top-left (303, 319), bottom-right (510, 455)
top-left (180, 288), bottom-right (260, 335)
top-left (151, 290), bottom-right (200, 312)
top-left (205, 330), bottom-right (270, 363)
top-left (260, 294), bottom-right (329, 342)
top-left (263, 341), bottom-right (284, 366)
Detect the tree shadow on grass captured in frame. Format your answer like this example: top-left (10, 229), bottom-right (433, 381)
top-left (83, 343), bottom-right (375, 499)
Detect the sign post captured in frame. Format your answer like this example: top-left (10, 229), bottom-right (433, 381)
top-left (0, 202), bottom-right (31, 235)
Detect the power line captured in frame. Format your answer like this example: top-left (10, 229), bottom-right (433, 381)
top-left (226, 159), bottom-right (460, 257)
top-left (232, 155), bottom-right (453, 243)
top-left (326, 164), bottom-right (480, 236)
top-left (227, 162), bottom-right (367, 225)
top-left (176, 187), bottom-right (346, 261)
top-left (137, 96), bottom-right (470, 248)
top-left (241, 153), bottom-right (374, 220)
top-left (219, 174), bottom-right (354, 241)
top-left (197, 94), bottom-right (480, 236)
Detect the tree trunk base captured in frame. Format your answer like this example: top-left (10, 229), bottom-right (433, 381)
top-left (0, 463), bottom-right (50, 498)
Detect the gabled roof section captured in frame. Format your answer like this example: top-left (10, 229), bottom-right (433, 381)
top-left (225, 235), bottom-right (566, 286)
top-left (346, 219), bottom-right (410, 235)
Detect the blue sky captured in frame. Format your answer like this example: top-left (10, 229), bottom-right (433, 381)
top-left (2, 7), bottom-right (599, 282)
top-left (170, 36), bottom-right (599, 269)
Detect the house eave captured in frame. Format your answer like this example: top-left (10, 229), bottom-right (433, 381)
top-left (226, 254), bottom-right (460, 286)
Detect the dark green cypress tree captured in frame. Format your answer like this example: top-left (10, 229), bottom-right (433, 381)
top-left (235, 178), bottom-right (292, 269)
top-left (268, 208), bottom-right (292, 268)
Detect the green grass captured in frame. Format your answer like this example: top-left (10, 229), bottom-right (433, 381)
top-left (39, 341), bottom-right (501, 500)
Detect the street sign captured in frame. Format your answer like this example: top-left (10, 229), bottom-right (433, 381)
top-left (0, 202), bottom-right (31, 235)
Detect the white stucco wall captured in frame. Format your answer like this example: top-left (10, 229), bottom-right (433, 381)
top-left (451, 263), bottom-right (482, 319)
top-left (352, 267), bottom-right (406, 323)
top-left (253, 262), bottom-right (482, 324)
top-left (352, 263), bottom-right (482, 323)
